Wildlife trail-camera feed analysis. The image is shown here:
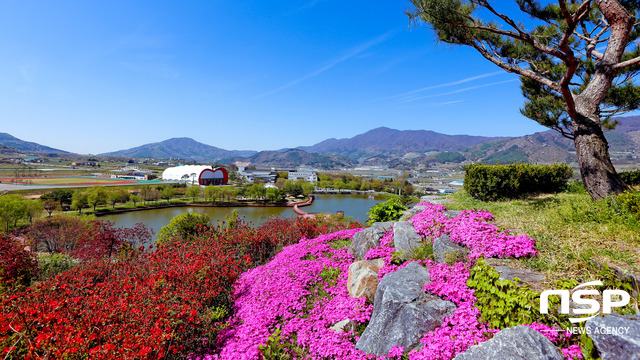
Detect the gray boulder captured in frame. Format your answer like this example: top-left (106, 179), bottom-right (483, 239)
top-left (409, 205), bottom-right (427, 216)
top-left (420, 195), bottom-right (447, 204)
top-left (586, 313), bottom-right (640, 360)
top-left (393, 221), bottom-right (423, 259)
top-left (349, 222), bottom-right (394, 259)
top-left (484, 258), bottom-right (546, 285)
top-left (453, 325), bottom-right (563, 360)
top-left (356, 262), bottom-right (456, 355)
top-left (443, 210), bottom-right (462, 218)
top-left (433, 234), bottom-right (469, 263)
top-left (347, 258), bottom-right (385, 302)
top-left (330, 319), bottom-right (355, 333)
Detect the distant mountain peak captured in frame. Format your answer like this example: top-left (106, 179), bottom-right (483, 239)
top-left (100, 137), bottom-right (256, 162)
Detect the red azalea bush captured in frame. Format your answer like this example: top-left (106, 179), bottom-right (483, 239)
top-left (26, 216), bottom-right (92, 254)
top-left (26, 216), bottom-right (153, 262)
top-left (0, 215), bottom-right (347, 359)
top-left (0, 235), bottom-right (38, 292)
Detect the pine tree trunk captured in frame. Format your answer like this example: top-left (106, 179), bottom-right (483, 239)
top-left (572, 113), bottom-right (627, 200)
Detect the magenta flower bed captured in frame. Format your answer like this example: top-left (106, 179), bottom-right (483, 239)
top-left (210, 228), bottom-right (374, 360)
top-left (410, 202), bottom-right (537, 259)
top-left (209, 203), bottom-right (579, 359)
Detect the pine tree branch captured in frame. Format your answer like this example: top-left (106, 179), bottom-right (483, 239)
top-left (452, 20), bottom-right (568, 60)
top-left (612, 55), bottom-right (640, 69)
top-left (579, 0), bottom-right (635, 106)
top-left (468, 39), bottom-right (561, 92)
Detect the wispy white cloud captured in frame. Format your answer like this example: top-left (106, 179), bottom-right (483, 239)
top-left (397, 79), bottom-right (518, 104)
top-left (285, 0), bottom-right (326, 15)
top-left (435, 100), bottom-right (464, 106)
top-left (379, 70), bottom-right (504, 102)
top-left (255, 30), bottom-right (396, 98)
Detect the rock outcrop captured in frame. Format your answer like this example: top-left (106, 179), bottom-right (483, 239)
top-left (330, 319), bottom-right (355, 333)
top-left (349, 222), bottom-right (394, 259)
top-left (433, 234), bottom-right (469, 263)
top-left (393, 221), bottom-right (423, 260)
top-left (484, 258), bottom-right (546, 288)
top-left (355, 262), bottom-right (456, 355)
top-left (443, 210), bottom-right (462, 218)
top-left (586, 313), bottom-right (640, 360)
top-left (453, 325), bottom-right (563, 360)
top-left (409, 205), bottom-right (427, 217)
top-left (347, 258), bottom-right (385, 302)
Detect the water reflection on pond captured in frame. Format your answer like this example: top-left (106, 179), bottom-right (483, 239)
top-left (100, 194), bottom-right (384, 237)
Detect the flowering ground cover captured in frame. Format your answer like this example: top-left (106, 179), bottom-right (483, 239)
top-left (1, 204), bottom-right (586, 359)
top-left (210, 202), bottom-right (583, 360)
top-left (1, 216), bottom-right (355, 359)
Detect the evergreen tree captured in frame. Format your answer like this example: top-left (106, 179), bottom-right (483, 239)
top-left (408, 0), bottom-right (640, 199)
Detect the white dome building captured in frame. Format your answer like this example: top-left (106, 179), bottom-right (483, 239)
top-left (161, 165), bottom-right (228, 185)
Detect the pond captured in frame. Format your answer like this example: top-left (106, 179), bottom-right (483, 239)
top-left (100, 193), bottom-right (384, 237)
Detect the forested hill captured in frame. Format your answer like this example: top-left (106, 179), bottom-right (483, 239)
top-left (100, 137), bottom-right (257, 162)
top-left (221, 149), bottom-right (357, 169)
top-left (0, 133), bottom-right (69, 154)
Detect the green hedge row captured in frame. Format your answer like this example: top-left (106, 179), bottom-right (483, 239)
top-left (620, 170), bottom-right (640, 186)
top-left (463, 163), bottom-right (573, 201)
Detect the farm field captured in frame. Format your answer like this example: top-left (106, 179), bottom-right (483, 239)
top-left (0, 176), bottom-right (162, 186)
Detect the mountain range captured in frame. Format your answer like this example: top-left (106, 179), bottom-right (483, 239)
top-left (2, 115), bottom-right (639, 169)
top-left (297, 127), bottom-right (504, 160)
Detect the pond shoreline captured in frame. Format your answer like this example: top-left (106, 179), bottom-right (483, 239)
top-left (92, 195), bottom-right (314, 217)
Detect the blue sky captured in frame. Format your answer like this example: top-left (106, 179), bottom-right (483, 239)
top-left (2, 1), bottom-right (563, 154)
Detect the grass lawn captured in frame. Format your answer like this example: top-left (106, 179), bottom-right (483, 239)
top-left (445, 190), bottom-right (640, 285)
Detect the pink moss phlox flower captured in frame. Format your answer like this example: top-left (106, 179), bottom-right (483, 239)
top-left (213, 228), bottom-right (374, 360)
top-left (212, 203), bottom-right (542, 360)
top-left (363, 230), bottom-right (402, 279)
top-left (410, 203), bottom-right (536, 259)
top-left (561, 344), bottom-right (584, 359)
top-left (408, 260), bottom-right (491, 360)
top-left (410, 203), bottom-right (447, 240)
top-left (378, 345), bottom-right (405, 360)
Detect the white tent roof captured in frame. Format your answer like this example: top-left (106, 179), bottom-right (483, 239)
top-left (161, 165), bottom-right (212, 182)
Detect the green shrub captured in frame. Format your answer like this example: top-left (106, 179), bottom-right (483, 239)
top-left (366, 198), bottom-right (406, 225)
top-left (157, 212), bottom-right (211, 245)
top-left (463, 163), bottom-right (573, 201)
top-left (37, 253), bottom-right (76, 280)
top-left (468, 258), bottom-right (544, 329)
top-left (469, 258), bottom-right (637, 331)
top-left (616, 191), bottom-right (640, 217)
top-left (564, 180), bottom-right (587, 194)
top-left (620, 170), bottom-right (640, 186)
top-left (410, 243), bottom-right (434, 261)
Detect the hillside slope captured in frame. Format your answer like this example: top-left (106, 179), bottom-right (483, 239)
top-left (222, 149), bottom-right (357, 169)
top-left (0, 133), bottom-right (69, 154)
top-left (101, 137), bottom-right (256, 162)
